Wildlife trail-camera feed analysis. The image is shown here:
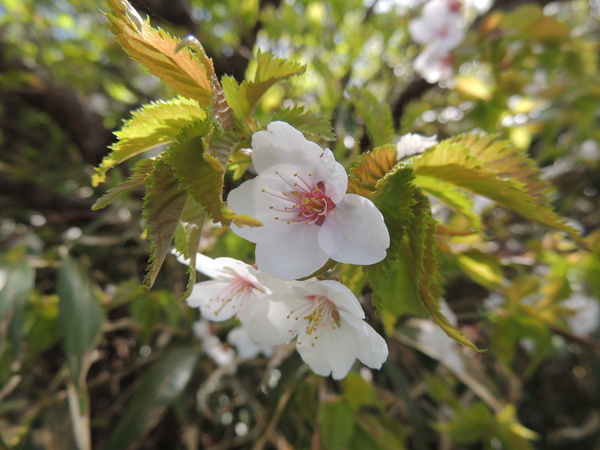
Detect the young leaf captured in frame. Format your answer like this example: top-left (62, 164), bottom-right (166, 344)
top-left (222, 51), bottom-right (306, 119)
top-left (104, 0), bottom-right (214, 106)
top-left (406, 191), bottom-right (480, 351)
top-left (142, 158), bottom-right (188, 289)
top-left (92, 98), bottom-right (208, 186)
top-left (104, 347), bottom-right (199, 450)
top-left (0, 260), bottom-right (35, 358)
top-left (92, 159), bottom-right (154, 210)
top-left (347, 145), bottom-right (398, 196)
top-left (58, 250), bottom-right (105, 384)
top-left (271, 105), bottom-right (335, 140)
top-left (413, 137), bottom-right (587, 248)
top-left (166, 122), bottom-right (261, 227)
top-left (348, 86), bottom-right (395, 147)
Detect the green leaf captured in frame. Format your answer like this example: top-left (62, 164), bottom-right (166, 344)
top-left (406, 191), bottom-right (480, 351)
top-left (340, 372), bottom-right (382, 412)
top-left (455, 250), bottom-right (504, 289)
top-left (166, 122), bottom-right (261, 227)
top-left (92, 159), bottom-right (154, 210)
top-left (142, 158), bottom-right (188, 289)
top-left (0, 260), bottom-right (35, 358)
top-left (319, 401), bottom-right (355, 450)
top-left (104, 0), bottom-right (215, 106)
top-left (271, 105), bottom-right (335, 140)
top-left (348, 86), bottom-right (395, 147)
top-left (58, 250), bottom-right (104, 384)
top-left (92, 98), bottom-right (208, 186)
top-left (339, 264), bottom-right (367, 298)
top-left (414, 136), bottom-right (587, 249)
top-left (413, 175), bottom-right (482, 232)
top-left (104, 347), bottom-right (200, 450)
top-left (222, 51), bottom-right (306, 119)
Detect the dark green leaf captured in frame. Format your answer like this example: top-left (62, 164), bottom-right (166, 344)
top-left (0, 260), bottom-right (35, 358)
top-left (271, 105), bottom-right (335, 140)
top-left (319, 401), bottom-right (355, 450)
top-left (58, 251), bottom-right (104, 384)
top-left (104, 347), bottom-right (200, 450)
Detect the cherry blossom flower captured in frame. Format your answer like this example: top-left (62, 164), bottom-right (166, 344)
top-left (408, 0), bottom-right (466, 54)
top-left (413, 45), bottom-right (455, 84)
top-left (178, 253), bottom-right (268, 324)
top-left (227, 121), bottom-right (390, 280)
top-left (248, 277), bottom-right (388, 380)
top-left (396, 133), bottom-right (438, 160)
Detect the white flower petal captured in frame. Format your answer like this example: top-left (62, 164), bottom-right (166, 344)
top-left (256, 221), bottom-right (329, 280)
top-left (228, 326), bottom-right (274, 359)
top-left (296, 324), bottom-right (357, 379)
top-left (186, 280), bottom-right (229, 308)
top-left (319, 194), bottom-right (389, 265)
top-left (252, 122), bottom-right (324, 175)
top-left (338, 311), bottom-right (388, 370)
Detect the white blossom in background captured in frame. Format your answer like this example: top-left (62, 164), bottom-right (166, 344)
top-left (227, 121), bottom-right (390, 281)
top-left (563, 293), bottom-right (600, 336)
top-left (414, 300), bottom-right (466, 374)
top-left (248, 276), bottom-right (389, 380)
top-left (396, 133), bottom-right (438, 160)
top-left (227, 326), bottom-right (275, 359)
top-left (177, 253), bottom-right (268, 325)
top-left (409, 0), bottom-right (466, 83)
top-left (413, 44), bottom-right (455, 84)
top-left (193, 319), bottom-right (236, 367)
top-left (408, 0), bottom-right (466, 53)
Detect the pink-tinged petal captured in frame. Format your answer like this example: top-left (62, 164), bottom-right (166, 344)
top-left (252, 122), bottom-right (324, 174)
top-left (255, 221), bottom-right (329, 280)
top-left (186, 280), bottom-right (229, 308)
top-left (296, 324), bottom-right (356, 379)
top-left (338, 310), bottom-right (389, 369)
top-left (304, 280), bottom-right (364, 319)
top-left (319, 194), bottom-right (389, 265)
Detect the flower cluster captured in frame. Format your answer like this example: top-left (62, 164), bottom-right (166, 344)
top-left (408, 0), bottom-right (466, 84)
top-left (180, 122), bottom-right (390, 379)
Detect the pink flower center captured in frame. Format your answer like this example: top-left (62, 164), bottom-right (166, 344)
top-left (209, 274), bottom-right (259, 317)
top-left (264, 173), bottom-right (336, 226)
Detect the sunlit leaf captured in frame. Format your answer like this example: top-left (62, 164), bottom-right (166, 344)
top-left (104, 347), bottom-right (200, 450)
top-left (455, 250), bottom-right (504, 289)
top-left (454, 75), bottom-right (493, 101)
top-left (105, 0), bottom-right (214, 105)
top-left (347, 145), bottom-right (398, 196)
top-left (406, 191), bottom-right (480, 351)
top-left (92, 159), bottom-right (154, 210)
top-left (413, 175), bottom-right (482, 232)
top-left (413, 137), bottom-right (587, 249)
top-left (58, 251), bottom-right (104, 384)
top-left (222, 51), bottom-right (306, 119)
top-left (271, 105), bottom-right (335, 140)
top-left (348, 86), bottom-right (395, 147)
top-left (92, 98), bottom-right (208, 186)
